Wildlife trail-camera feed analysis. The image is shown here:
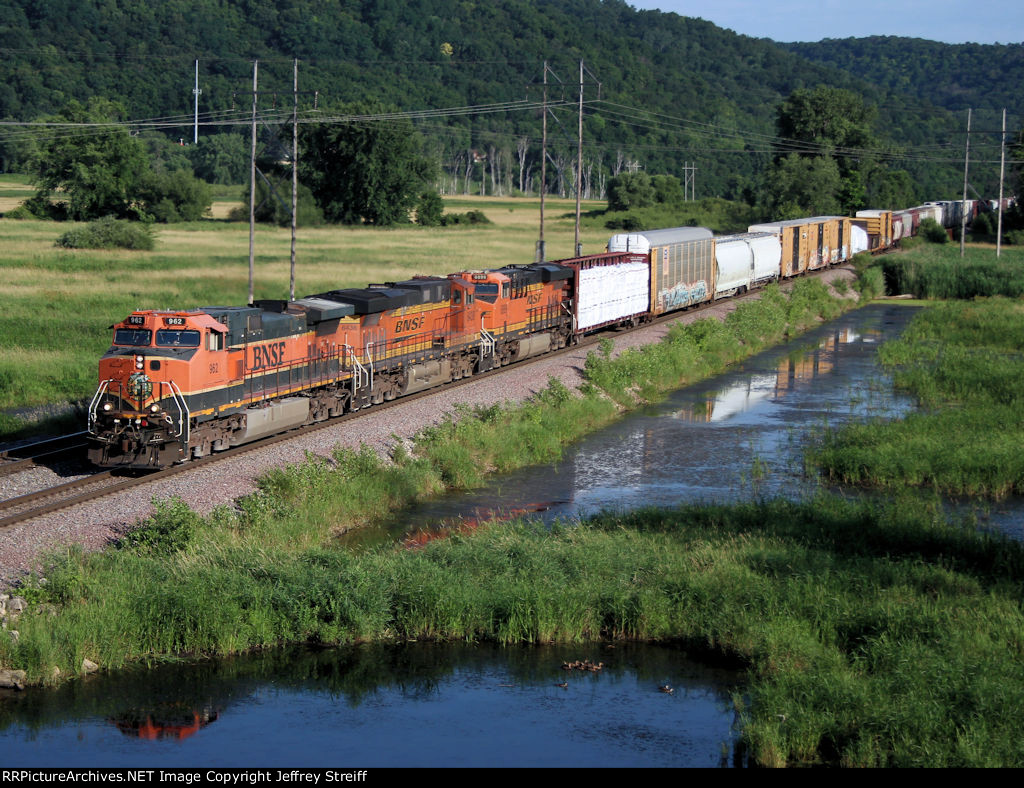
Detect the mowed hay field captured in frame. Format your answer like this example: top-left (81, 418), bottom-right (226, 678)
top-left (0, 186), bottom-right (606, 419)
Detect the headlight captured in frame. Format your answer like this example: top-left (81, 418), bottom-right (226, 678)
top-left (135, 355), bottom-right (144, 370)
top-left (149, 404), bottom-right (161, 413)
top-left (102, 402), bottom-right (113, 412)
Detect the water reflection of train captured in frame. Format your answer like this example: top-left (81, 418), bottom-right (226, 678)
top-left (674, 327), bottom-right (872, 423)
top-left (111, 704), bottom-right (219, 741)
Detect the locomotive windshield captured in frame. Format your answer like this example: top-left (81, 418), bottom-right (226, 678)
top-left (156, 329), bottom-right (201, 347)
top-left (474, 283), bottom-right (499, 303)
top-left (113, 329), bottom-right (152, 346)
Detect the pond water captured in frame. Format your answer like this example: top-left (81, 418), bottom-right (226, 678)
top-left (0, 643), bottom-right (743, 768)
top-left (7, 302), bottom-right (1012, 767)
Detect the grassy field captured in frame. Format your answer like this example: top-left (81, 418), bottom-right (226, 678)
top-left (0, 187), bottom-right (606, 436)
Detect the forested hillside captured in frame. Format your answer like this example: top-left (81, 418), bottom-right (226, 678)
top-left (783, 37), bottom-right (1024, 114)
top-left (0, 0), bottom-right (1010, 203)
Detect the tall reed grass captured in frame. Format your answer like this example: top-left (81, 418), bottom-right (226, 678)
top-left (812, 297), bottom-right (1024, 497)
top-left (882, 244), bottom-right (1024, 298)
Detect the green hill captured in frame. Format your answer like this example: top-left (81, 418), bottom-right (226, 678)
top-left (0, 0), bottom-right (1009, 201)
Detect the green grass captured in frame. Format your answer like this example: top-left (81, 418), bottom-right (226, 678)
top-left (881, 243), bottom-right (1024, 299)
top-left (811, 297), bottom-right (1024, 497)
top-left (4, 493), bottom-right (1023, 766)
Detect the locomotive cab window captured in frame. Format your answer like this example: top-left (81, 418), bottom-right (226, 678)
top-left (156, 329), bottom-right (201, 347)
top-left (453, 290), bottom-right (462, 305)
top-left (113, 328), bottom-right (152, 346)
top-left (502, 283), bottom-right (510, 299)
top-left (475, 283), bottom-right (499, 304)
top-left (207, 331), bottom-right (224, 352)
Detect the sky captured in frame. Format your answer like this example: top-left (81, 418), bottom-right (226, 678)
top-left (626, 1), bottom-right (1024, 45)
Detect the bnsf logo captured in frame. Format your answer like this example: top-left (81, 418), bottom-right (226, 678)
top-left (250, 341), bottom-right (286, 372)
top-left (526, 292), bottom-right (543, 305)
top-left (395, 315), bottom-right (425, 334)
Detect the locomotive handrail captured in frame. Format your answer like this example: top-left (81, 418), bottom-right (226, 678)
top-left (87, 380), bottom-right (114, 433)
top-left (480, 324), bottom-right (495, 359)
top-left (164, 380), bottom-right (190, 445)
top-left (344, 344), bottom-right (368, 396)
top-left (365, 342), bottom-right (375, 391)
top-left (560, 302), bottom-right (577, 334)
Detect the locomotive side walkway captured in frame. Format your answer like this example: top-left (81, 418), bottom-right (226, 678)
top-left (0, 267), bottom-right (857, 588)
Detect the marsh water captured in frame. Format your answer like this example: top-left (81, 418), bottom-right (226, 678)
top-left (355, 303), bottom-right (926, 547)
top-left (7, 302), bottom-right (1013, 767)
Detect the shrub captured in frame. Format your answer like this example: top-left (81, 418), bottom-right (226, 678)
top-left (116, 498), bottom-right (199, 554)
top-left (55, 217), bottom-right (155, 250)
top-left (415, 190), bottom-right (444, 226)
top-left (919, 217), bottom-right (948, 244)
top-left (3, 204), bottom-right (38, 220)
top-left (856, 266), bottom-right (885, 300)
top-left (439, 210), bottom-right (491, 226)
top-left (134, 169), bottom-right (212, 223)
top-left (605, 214), bottom-right (643, 231)
top-left (972, 211), bottom-right (994, 237)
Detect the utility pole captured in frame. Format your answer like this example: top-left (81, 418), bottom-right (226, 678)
top-left (193, 60), bottom-right (201, 145)
top-left (536, 61), bottom-right (548, 262)
top-left (960, 108), bottom-right (971, 258)
top-left (574, 59), bottom-right (583, 257)
top-left (249, 60), bottom-right (258, 305)
top-left (683, 162), bottom-right (698, 201)
top-left (290, 58), bottom-right (298, 301)
top-left (997, 108), bottom-right (1006, 259)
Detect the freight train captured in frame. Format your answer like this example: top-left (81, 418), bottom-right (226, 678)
top-left (86, 197), bottom-right (995, 469)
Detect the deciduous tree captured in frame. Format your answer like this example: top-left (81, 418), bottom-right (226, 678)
top-left (30, 98), bottom-right (148, 220)
top-left (299, 103), bottom-right (435, 225)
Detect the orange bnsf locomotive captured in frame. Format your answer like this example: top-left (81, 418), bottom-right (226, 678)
top-left (87, 260), bottom-right (585, 469)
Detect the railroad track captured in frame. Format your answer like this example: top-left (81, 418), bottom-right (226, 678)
top-left (0, 268), bottom-right (849, 531)
top-left (0, 432), bottom-right (90, 478)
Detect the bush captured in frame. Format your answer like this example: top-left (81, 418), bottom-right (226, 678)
top-left (972, 211), bottom-right (994, 237)
top-left (135, 169), bottom-right (211, 223)
top-left (856, 266), bottom-right (885, 300)
top-left (919, 217), bottom-right (948, 244)
top-left (415, 190), bottom-right (444, 226)
top-left (1005, 230), bottom-right (1024, 246)
top-left (3, 204), bottom-right (38, 220)
top-left (605, 214), bottom-right (644, 231)
top-left (229, 177), bottom-right (324, 227)
top-left (55, 217), bottom-right (155, 250)
top-left (439, 210), bottom-right (491, 226)
top-left (115, 498), bottom-right (199, 555)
